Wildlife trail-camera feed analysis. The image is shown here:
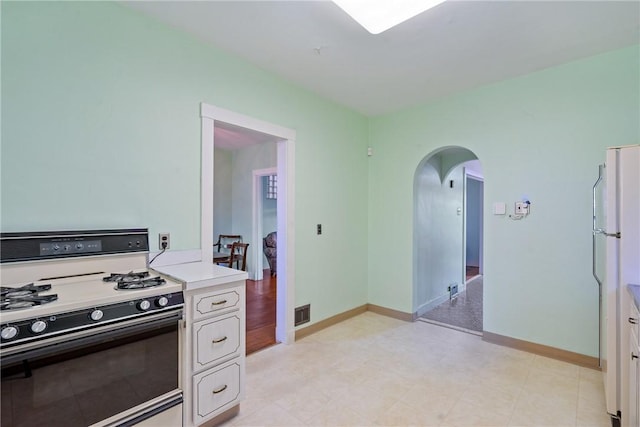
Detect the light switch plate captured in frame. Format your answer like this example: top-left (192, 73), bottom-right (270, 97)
top-left (493, 202), bottom-right (506, 215)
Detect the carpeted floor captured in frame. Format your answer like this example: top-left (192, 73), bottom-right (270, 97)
top-left (419, 276), bottom-right (483, 333)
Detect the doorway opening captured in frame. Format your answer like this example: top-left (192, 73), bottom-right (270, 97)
top-left (201, 103), bottom-right (296, 346)
top-left (413, 146), bottom-right (484, 334)
top-left (465, 161), bottom-right (483, 282)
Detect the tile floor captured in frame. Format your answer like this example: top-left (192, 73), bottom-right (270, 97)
top-left (225, 312), bottom-right (611, 427)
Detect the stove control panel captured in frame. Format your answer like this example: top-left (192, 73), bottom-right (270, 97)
top-left (40, 240), bottom-right (102, 256)
top-left (1, 229), bottom-right (150, 263)
top-left (0, 291), bottom-right (184, 348)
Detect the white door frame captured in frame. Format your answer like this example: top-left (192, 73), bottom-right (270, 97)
top-left (252, 167), bottom-right (277, 281)
top-left (200, 103), bottom-right (296, 344)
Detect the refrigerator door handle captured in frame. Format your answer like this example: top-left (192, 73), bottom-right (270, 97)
top-left (592, 164), bottom-right (604, 288)
top-left (594, 228), bottom-right (621, 238)
top-left (592, 163), bottom-right (605, 369)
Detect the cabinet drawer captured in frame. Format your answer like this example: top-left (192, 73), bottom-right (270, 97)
top-left (193, 314), bottom-right (241, 371)
top-left (193, 289), bottom-right (240, 320)
top-left (193, 361), bottom-right (242, 424)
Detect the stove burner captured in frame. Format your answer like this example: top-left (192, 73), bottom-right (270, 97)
top-left (0, 283), bottom-right (52, 298)
top-left (114, 277), bottom-right (166, 290)
top-left (103, 271), bottom-right (150, 283)
top-left (0, 284), bottom-right (58, 311)
top-left (103, 271), bottom-right (166, 290)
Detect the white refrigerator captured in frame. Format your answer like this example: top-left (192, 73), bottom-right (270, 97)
top-left (593, 144), bottom-right (640, 423)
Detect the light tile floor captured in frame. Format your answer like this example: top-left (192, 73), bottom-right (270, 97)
top-left (225, 312), bottom-right (611, 426)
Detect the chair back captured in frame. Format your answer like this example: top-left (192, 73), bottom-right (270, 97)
top-left (215, 234), bottom-right (242, 253)
top-left (229, 242), bottom-right (249, 271)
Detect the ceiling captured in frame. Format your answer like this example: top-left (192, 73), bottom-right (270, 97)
top-left (124, 0), bottom-right (639, 117)
top-left (122, 0), bottom-right (639, 148)
top-left (214, 121), bottom-right (283, 150)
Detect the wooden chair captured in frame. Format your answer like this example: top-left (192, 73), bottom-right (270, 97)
top-left (227, 242), bottom-right (249, 271)
top-left (214, 234), bottom-right (242, 253)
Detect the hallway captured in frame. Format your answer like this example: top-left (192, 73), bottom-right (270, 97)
top-left (419, 275), bottom-right (483, 334)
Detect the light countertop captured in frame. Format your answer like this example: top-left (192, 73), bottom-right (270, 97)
top-left (152, 262), bottom-right (248, 291)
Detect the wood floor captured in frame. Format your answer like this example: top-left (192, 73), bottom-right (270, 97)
top-left (246, 270), bottom-right (277, 355)
top-left (466, 265), bottom-right (480, 281)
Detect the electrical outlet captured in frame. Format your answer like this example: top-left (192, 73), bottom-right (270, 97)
top-left (449, 283), bottom-right (458, 299)
top-left (515, 202), bottom-right (529, 215)
top-left (159, 233), bottom-right (170, 250)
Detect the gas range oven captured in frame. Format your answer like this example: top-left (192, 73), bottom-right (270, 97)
top-left (0, 229), bottom-right (184, 427)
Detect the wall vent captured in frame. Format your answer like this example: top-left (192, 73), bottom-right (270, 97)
top-left (295, 304), bottom-right (310, 326)
top-left (448, 283), bottom-right (459, 300)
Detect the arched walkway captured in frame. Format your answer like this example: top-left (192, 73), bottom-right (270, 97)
top-left (413, 146), bottom-right (484, 333)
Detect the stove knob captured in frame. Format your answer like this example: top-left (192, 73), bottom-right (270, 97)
top-left (138, 300), bottom-right (151, 311)
top-left (1, 326), bottom-right (18, 340)
top-left (31, 320), bottom-right (47, 334)
top-left (90, 309), bottom-right (104, 321)
top-left (156, 296), bottom-right (169, 307)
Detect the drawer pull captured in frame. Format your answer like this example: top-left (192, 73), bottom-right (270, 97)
top-left (212, 385), bottom-right (228, 394)
top-left (212, 336), bottom-right (228, 344)
top-left (629, 317), bottom-right (638, 325)
top-left (632, 353), bottom-right (639, 360)
top-left (211, 300), bottom-right (228, 306)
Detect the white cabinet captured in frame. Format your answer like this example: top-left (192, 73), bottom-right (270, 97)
top-left (193, 359), bottom-right (242, 423)
top-left (627, 288), bottom-right (639, 427)
top-left (193, 290), bottom-right (241, 321)
top-left (153, 263), bottom-right (246, 427)
top-left (186, 283), bottom-right (246, 427)
top-left (193, 313), bottom-right (242, 371)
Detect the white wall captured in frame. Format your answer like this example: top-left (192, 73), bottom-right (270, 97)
top-left (231, 142), bottom-right (277, 277)
top-left (213, 148), bottom-right (233, 243)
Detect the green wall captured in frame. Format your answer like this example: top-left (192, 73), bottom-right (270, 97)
top-left (368, 45), bottom-right (640, 356)
top-left (3, 1), bottom-right (638, 357)
top-left (1, 1), bottom-right (369, 322)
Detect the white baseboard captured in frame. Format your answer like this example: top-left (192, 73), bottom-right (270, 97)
top-left (148, 249), bottom-right (201, 268)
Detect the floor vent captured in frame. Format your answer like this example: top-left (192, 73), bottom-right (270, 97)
top-left (448, 284), bottom-right (459, 300)
top-left (295, 304), bottom-right (310, 326)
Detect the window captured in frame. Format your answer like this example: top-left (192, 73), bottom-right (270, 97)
top-left (266, 175), bottom-right (277, 199)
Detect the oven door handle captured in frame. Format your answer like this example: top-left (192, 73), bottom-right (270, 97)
top-left (90, 389), bottom-right (183, 427)
top-left (1, 309), bottom-right (183, 365)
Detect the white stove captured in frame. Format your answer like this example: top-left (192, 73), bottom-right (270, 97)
top-left (0, 229), bottom-right (185, 427)
top-left (1, 272), bottom-right (182, 321)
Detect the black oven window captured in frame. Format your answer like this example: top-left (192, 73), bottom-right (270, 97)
top-left (1, 324), bottom-right (178, 427)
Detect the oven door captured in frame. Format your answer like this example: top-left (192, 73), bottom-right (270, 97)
top-left (1, 308), bottom-right (183, 427)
